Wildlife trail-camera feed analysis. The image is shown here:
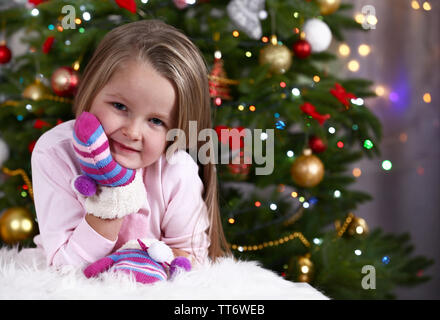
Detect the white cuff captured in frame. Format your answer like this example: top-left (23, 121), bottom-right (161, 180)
top-left (84, 172), bottom-right (146, 219)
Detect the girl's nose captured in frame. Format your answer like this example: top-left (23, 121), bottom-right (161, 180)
top-left (122, 120), bottom-right (142, 141)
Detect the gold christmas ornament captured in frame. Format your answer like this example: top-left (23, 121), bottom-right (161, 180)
top-left (347, 216), bottom-right (369, 237)
top-left (22, 79), bottom-right (50, 101)
top-left (297, 253), bottom-right (314, 282)
top-left (290, 149), bottom-right (324, 188)
top-left (259, 35), bottom-right (292, 74)
top-left (317, 0), bottom-right (341, 15)
top-left (0, 207), bottom-right (35, 244)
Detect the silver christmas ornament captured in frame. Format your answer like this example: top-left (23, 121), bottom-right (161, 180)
top-left (227, 0), bottom-right (265, 40)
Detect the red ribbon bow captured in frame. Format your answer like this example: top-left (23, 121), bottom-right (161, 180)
top-left (215, 125), bottom-right (246, 150)
top-left (300, 102), bottom-right (330, 126)
top-left (115, 0), bottom-right (137, 13)
top-left (42, 36), bottom-right (55, 54)
top-left (330, 83), bottom-right (357, 107)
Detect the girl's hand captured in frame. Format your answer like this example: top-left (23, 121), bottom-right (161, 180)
top-left (171, 248), bottom-right (190, 258)
top-left (84, 171), bottom-right (146, 219)
top-left (72, 111), bottom-right (147, 219)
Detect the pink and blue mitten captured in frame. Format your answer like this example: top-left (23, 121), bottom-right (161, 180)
top-left (83, 239), bottom-right (192, 284)
top-left (71, 111), bottom-right (136, 197)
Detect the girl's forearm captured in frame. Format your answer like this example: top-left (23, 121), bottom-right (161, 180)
top-left (85, 214), bottom-right (123, 241)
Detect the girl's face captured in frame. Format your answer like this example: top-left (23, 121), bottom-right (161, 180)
top-left (89, 59), bottom-right (177, 169)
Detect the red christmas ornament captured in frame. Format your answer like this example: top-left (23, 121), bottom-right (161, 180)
top-left (227, 150), bottom-right (251, 179)
top-left (330, 83), bottom-right (357, 107)
top-left (115, 0), bottom-right (136, 13)
top-left (0, 44), bottom-right (12, 64)
top-left (42, 36), bottom-right (55, 54)
top-left (173, 0), bottom-right (188, 9)
top-left (292, 39), bottom-right (311, 59)
top-left (309, 136), bottom-right (327, 153)
top-left (300, 102), bottom-right (331, 126)
top-left (51, 66), bottom-right (80, 96)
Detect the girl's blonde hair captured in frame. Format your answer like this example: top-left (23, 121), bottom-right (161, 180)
top-left (72, 19), bottom-right (231, 262)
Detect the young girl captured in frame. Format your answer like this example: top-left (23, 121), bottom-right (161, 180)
top-left (31, 19), bottom-right (230, 268)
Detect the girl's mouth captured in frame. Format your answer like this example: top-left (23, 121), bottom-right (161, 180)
top-left (111, 139), bottom-right (140, 154)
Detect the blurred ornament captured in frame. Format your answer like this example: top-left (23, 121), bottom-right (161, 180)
top-left (209, 58), bottom-right (232, 102)
top-left (228, 150), bottom-right (251, 179)
top-left (347, 216), bottom-right (369, 237)
top-left (115, 0), bottom-right (136, 13)
top-left (290, 149), bottom-right (324, 188)
top-left (297, 253), bottom-right (314, 282)
top-left (382, 256), bottom-right (390, 265)
top-left (227, 0), bottom-right (265, 40)
top-left (173, 0), bottom-right (197, 9)
top-left (51, 66), bottom-right (80, 96)
top-left (0, 136), bottom-right (9, 167)
top-left (0, 207), bottom-right (35, 244)
top-left (22, 79), bottom-right (50, 101)
top-left (317, 0), bottom-right (341, 15)
top-left (303, 19), bottom-right (332, 53)
top-left (292, 39), bottom-right (311, 59)
top-left (300, 102), bottom-right (330, 126)
top-left (309, 136), bottom-right (327, 153)
top-left (275, 120), bottom-right (286, 130)
top-left (42, 36), bottom-right (55, 54)
top-left (173, 0), bottom-right (188, 9)
top-left (0, 42), bottom-right (12, 64)
top-left (259, 35), bottom-right (292, 74)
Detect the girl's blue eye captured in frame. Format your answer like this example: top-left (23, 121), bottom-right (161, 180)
top-left (150, 118), bottom-right (164, 126)
top-left (112, 102), bottom-right (127, 111)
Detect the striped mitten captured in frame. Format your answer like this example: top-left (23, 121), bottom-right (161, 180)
top-left (71, 111), bottom-right (147, 219)
top-left (72, 111), bottom-right (136, 194)
top-left (83, 239), bottom-right (192, 284)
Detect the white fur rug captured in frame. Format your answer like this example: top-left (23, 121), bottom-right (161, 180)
top-left (0, 247), bottom-right (328, 300)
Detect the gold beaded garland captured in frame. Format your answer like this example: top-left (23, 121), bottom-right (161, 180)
top-left (229, 231), bottom-right (311, 252)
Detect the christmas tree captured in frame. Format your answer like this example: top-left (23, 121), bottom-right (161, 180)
top-left (0, 0), bottom-right (433, 299)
